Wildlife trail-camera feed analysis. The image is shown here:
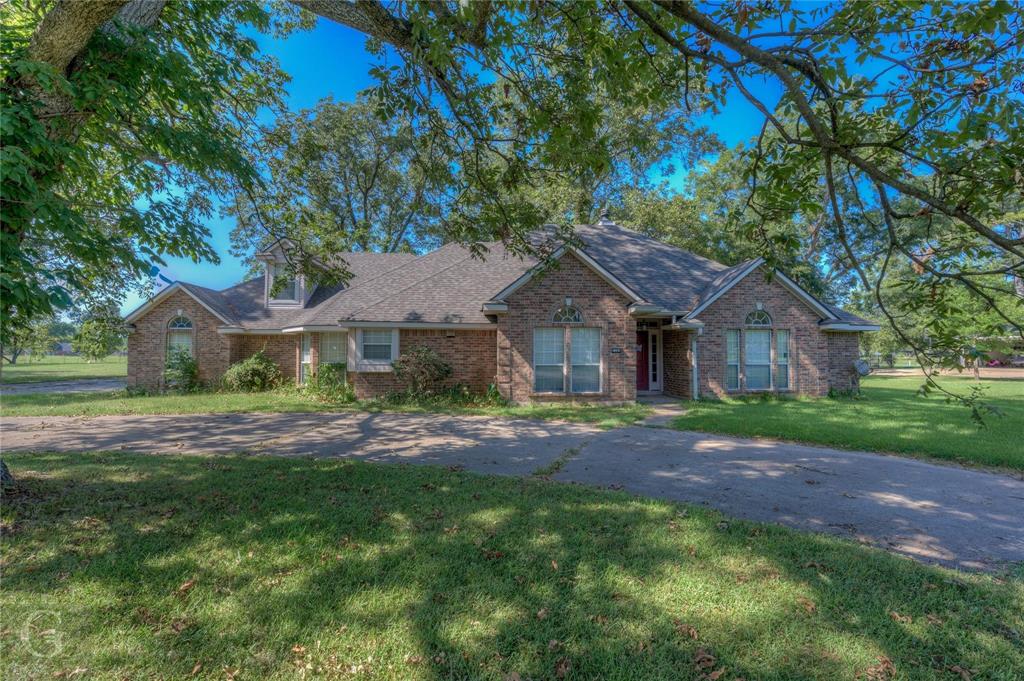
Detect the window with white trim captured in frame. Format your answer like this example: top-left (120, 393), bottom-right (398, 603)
top-left (725, 329), bottom-right (740, 390)
top-left (570, 327), bottom-right (600, 393)
top-left (745, 310), bottom-right (772, 327)
top-left (361, 329), bottom-right (393, 361)
top-left (300, 333), bottom-right (312, 383)
top-left (775, 330), bottom-right (790, 390)
top-left (533, 328), bottom-right (565, 393)
top-left (744, 329), bottom-right (772, 390)
top-left (270, 263), bottom-right (299, 302)
top-left (321, 332), bottom-right (347, 365)
top-left (166, 316), bottom-right (193, 357)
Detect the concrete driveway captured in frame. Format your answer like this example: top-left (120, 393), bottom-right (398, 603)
top-left (2, 412), bottom-right (1021, 572)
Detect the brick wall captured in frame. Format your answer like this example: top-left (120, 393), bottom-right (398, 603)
top-left (827, 332), bottom-right (861, 393)
top-left (126, 289), bottom-right (233, 389)
top-left (694, 267), bottom-right (860, 398)
top-left (349, 328), bottom-right (497, 399)
top-left (497, 253), bottom-right (636, 404)
top-left (231, 334), bottom-right (299, 383)
top-left (662, 329), bottom-right (692, 398)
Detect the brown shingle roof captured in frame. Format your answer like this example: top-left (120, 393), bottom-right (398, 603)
top-left (159, 223), bottom-right (871, 329)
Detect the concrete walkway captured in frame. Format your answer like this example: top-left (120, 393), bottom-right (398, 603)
top-left (2, 412), bottom-right (1021, 572)
top-left (1, 378), bottom-right (126, 395)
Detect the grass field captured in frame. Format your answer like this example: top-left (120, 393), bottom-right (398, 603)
top-left (675, 375), bottom-right (1022, 471)
top-left (0, 355), bottom-right (126, 384)
top-left (0, 388), bottom-right (649, 429)
top-left (2, 452), bottom-right (1020, 680)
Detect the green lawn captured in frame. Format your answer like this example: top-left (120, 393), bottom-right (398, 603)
top-left (0, 388), bottom-right (649, 429)
top-left (2, 453), bottom-right (1020, 680)
top-left (675, 375), bottom-right (1023, 471)
top-left (0, 355), bottom-right (126, 384)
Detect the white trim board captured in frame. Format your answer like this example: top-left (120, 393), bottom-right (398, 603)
top-left (124, 283), bottom-right (233, 326)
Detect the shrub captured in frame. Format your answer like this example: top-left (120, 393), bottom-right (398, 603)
top-left (222, 351), bottom-right (281, 392)
top-left (392, 346), bottom-right (452, 395)
top-left (307, 363), bottom-right (354, 403)
top-left (164, 349), bottom-right (198, 392)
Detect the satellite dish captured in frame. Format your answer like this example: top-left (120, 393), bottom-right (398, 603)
top-left (854, 359), bottom-right (872, 376)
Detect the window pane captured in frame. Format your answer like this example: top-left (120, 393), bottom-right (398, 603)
top-left (534, 328), bottom-right (564, 365)
top-left (535, 365), bottom-right (564, 392)
top-left (167, 331), bottom-right (192, 356)
top-left (534, 328), bottom-right (565, 392)
top-left (570, 328), bottom-right (599, 364)
top-left (745, 330), bottom-right (770, 363)
top-left (746, 365), bottom-right (771, 390)
top-left (571, 365), bottom-right (600, 393)
top-left (321, 332), bottom-right (347, 364)
top-left (776, 330), bottom-right (789, 363)
top-left (272, 264), bottom-right (298, 300)
top-left (726, 364), bottom-right (739, 391)
top-left (301, 334), bottom-right (312, 363)
top-left (362, 330), bottom-right (392, 360)
top-left (775, 364), bottom-right (789, 390)
top-left (726, 330), bottom-right (739, 364)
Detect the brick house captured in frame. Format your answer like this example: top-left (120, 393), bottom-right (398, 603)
top-left (125, 220), bottom-right (877, 402)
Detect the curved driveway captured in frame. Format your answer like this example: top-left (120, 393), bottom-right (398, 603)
top-left (2, 412), bottom-right (1021, 572)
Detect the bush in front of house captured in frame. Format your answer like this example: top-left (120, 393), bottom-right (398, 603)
top-left (392, 346), bottom-right (452, 396)
top-left (164, 349), bottom-right (199, 392)
top-left (306, 363), bottom-right (354, 402)
top-left (222, 351), bottom-right (281, 392)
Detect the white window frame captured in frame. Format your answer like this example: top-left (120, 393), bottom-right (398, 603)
top-left (320, 331), bottom-right (347, 366)
top-left (569, 327), bottom-right (602, 394)
top-left (267, 262), bottom-right (302, 307)
top-left (533, 327), bottom-right (566, 393)
top-left (300, 333), bottom-right (312, 384)
top-left (349, 328), bottom-right (399, 372)
top-left (166, 315), bottom-right (194, 358)
top-left (725, 329), bottom-right (740, 391)
top-left (775, 329), bottom-right (791, 391)
top-left (744, 328), bottom-right (773, 391)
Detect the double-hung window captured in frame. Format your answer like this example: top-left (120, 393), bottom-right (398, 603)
top-left (321, 332), bottom-right (347, 366)
top-left (361, 330), bottom-right (393, 361)
top-left (166, 316), bottom-right (193, 357)
top-left (775, 330), bottom-right (790, 390)
top-left (570, 328), bottom-right (600, 393)
top-left (725, 330), bottom-right (740, 390)
top-left (744, 329), bottom-right (772, 390)
top-left (533, 328), bottom-right (565, 392)
top-left (270, 263), bottom-right (299, 302)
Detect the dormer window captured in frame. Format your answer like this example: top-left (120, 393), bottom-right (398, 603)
top-left (269, 262), bottom-right (300, 305)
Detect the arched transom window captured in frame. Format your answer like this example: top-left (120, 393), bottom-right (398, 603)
top-left (167, 316), bottom-right (194, 356)
top-left (745, 310), bottom-right (772, 327)
top-left (552, 305), bottom-right (583, 324)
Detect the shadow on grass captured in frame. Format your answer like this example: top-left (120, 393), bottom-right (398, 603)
top-left (2, 453), bottom-right (1021, 680)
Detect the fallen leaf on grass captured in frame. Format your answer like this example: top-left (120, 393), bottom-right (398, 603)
top-left (705, 669), bottom-right (727, 681)
top-left (946, 665), bottom-right (975, 680)
top-left (551, 559), bottom-right (558, 571)
top-left (503, 673), bottom-right (522, 681)
top-left (548, 639), bottom-right (562, 651)
top-left (693, 648), bottom-right (716, 670)
top-left (404, 655), bottom-right (423, 665)
top-left (190, 661), bottom-right (202, 675)
top-left (554, 657), bottom-right (571, 678)
top-left (796, 597), bottom-right (817, 614)
top-left (859, 656), bottom-right (895, 681)
top-left (889, 611), bottom-right (912, 624)
top-left (177, 579), bottom-right (196, 596)
top-left (925, 613), bottom-right (943, 625)
top-left (536, 608), bottom-right (549, 620)
top-left (674, 621), bottom-right (699, 639)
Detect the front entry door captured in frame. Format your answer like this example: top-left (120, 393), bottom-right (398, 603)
top-left (636, 330), bottom-right (649, 391)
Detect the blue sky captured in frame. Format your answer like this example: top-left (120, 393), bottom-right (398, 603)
top-left (121, 16), bottom-right (773, 315)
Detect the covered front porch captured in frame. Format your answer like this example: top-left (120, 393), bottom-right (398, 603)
top-left (633, 318), bottom-right (699, 400)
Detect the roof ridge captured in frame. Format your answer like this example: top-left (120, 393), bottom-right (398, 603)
top-left (581, 221), bottom-right (730, 271)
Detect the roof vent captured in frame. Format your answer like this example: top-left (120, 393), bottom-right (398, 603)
top-left (597, 205), bottom-right (614, 225)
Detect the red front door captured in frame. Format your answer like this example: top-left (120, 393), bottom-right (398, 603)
top-left (636, 330), bottom-right (649, 391)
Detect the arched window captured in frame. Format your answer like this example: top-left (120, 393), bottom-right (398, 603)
top-left (745, 310), bottom-right (772, 327)
top-left (167, 316), bottom-right (194, 356)
top-left (552, 305), bottom-right (583, 324)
